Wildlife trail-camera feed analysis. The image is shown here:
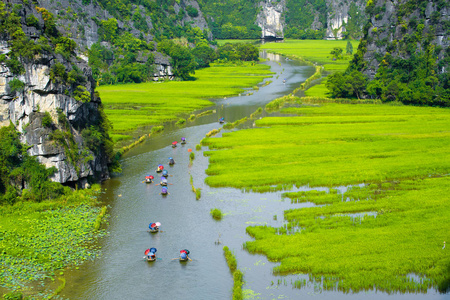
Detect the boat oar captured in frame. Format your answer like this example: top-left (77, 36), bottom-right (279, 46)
top-left (187, 256), bottom-right (193, 261)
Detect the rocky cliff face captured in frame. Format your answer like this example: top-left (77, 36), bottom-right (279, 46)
top-left (325, 0), bottom-right (366, 39)
top-left (0, 3), bottom-right (110, 187)
top-left (260, 0), bottom-right (366, 40)
top-left (257, 0), bottom-right (285, 39)
top-left (362, 0), bottom-right (449, 80)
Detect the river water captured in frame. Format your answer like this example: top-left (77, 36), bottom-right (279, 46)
top-left (61, 53), bottom-right (447, 300)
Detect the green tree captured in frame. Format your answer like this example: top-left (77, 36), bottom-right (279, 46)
top-left (330, 47), bottom-right (343, 60)
top-left (346, 41), bottom-right (353, 55)
top-left (192, 44), bottom-right (216, 68)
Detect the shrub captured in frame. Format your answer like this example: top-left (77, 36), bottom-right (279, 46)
top-left (42, 112), bottom-right (53, 128)
top-left (8, 78), bottom-right (25, 94)
top-left (186, 5), bottom-right (198, 18)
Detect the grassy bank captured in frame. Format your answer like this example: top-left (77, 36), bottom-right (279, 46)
top-left (97, 62), bottom-right (273, 142)
top-left (0, 185), bottom-right (107, 296)
top-left (202, 100), bottom-right (450, 292)
top-left (260, 39), bottom-right (359, 97)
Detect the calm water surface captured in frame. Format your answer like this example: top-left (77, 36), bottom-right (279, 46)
top-left (61, 53), bottom-right (448, 300)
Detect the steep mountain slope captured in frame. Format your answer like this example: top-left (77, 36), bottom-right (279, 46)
top-left (199, 0), bottom-right (367, 39)
top-left (347, 0), bottom-right (450, 105)
top-left (0, 1), bottom-right (113, 187)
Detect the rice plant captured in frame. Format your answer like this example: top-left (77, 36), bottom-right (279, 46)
top-left (210, 208), bottom-right (223, 220)
top-left (203, 102), bottom-right (450, 293)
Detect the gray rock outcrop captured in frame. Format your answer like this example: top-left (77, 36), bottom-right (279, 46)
top-left (257, 0), bottom-right (285, 39)
top-left (0, 3), bottom-right (110, 187)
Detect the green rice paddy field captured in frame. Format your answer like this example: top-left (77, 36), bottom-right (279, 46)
top-left (97, 62), bottom-right (273, 142)
top-left (202, 100), bottom-right (450, 293)
top-left (260, 39), bottom-right (360, 97)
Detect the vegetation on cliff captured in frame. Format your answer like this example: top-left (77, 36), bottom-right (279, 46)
top-left (198, 0), bottom-right (261, 39)
top-left (327, 0), bottom-right (450, 106)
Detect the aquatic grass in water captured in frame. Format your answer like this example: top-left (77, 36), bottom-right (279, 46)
top-left (203, 102), bottom-right (450, 292)
top-left (0, 186), bottom-right (107, 290)
top-left (223, 246), bottom-right (237, 272)
top-left (245, 177), bottom-right (450, 293)
top-left (210, 208), bottom-right (223, 220)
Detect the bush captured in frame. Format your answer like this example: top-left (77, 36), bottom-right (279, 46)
top-left (186, 5), bottom-right (198, 18)
top-left (8, 78), bottom-right (25, 94)
top-left (42, 112), bottom-right (53, 128)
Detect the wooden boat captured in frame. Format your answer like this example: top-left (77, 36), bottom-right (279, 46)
top-left (160, 181), bottom-right (167, 186)
top-left (179, 256), bottom-right (189, 262)
top-left (156, 169), bottom-right (162, 173)
top-left (147, 256), bottom-right (156, 262)
top-left (149, 227), bottom-right (159, 233)
top-left (181, 140), bottom-right (186, 144)
top-left (145, 179), bottom-right (153, 184)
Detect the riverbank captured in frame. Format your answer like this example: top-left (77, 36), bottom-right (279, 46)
top-left (201, 96), bottom-right (450, 293)
top-left (97, 61), bottom-right (274, 146)
top-left (260, 39), bottom-right (360, 97)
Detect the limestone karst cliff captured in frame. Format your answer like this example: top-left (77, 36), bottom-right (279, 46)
top-left (257, 0), bottom-right (285, 39)
top-left (0, 1), bottom-right (112, 187)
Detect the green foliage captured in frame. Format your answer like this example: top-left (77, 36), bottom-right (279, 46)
top-left (186, 5), bottom-right (198, 18)
top-left (345, 0), bottom-right (450, 106)
top-left (326, 70), bottom-right (367, 99)
top-left (0, 125), bottom-right (66, 204)
top-left (284, 0), bottom-right (327, 39)
top-left (25, 15), bottom-right (39, 28)
top-left (42, 112), bottom-right (53, 128)
top-left (50, 63), bottom-right (67, 83)
top-left (346, 41), bottom-right (353, 55)
top-left (198, 0), bottom-right (261, 39)
top-left (330, 47), bottom-right (343, 60)
top-left (192, 44), bottom-right (216, 68)
top-left (73, 85), bottom-right (91, 102)
top-left (217, 43), bottom-right (259, 62)
top-left (8, 78), bottom-right (25, 94)
top-left (158, 39), bottom-right (197, 80)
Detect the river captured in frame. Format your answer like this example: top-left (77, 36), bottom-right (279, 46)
top-left (61, 52), bottom-right (446, 300)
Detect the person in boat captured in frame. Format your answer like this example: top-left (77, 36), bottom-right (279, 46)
top-left (162, 169), bottom-right (169, 178)
top-left (149, 223), bottom-right (159, 231)
top-left (145, 175), bottom-right (154, 183)
top-left (180, 249), bottom-right (190, 260)
top-left (161, 187), bottom-right (168, 195)
top-left (156, 164), bottom-right (164, 173)
top-left (168, 157), bottom-right (175, 165)
top-left (146, 248), bottom-right (157, 260)
top-left (172, 141), bottom-right (177, 148)
top-left (160, 177), bottom-right (168, 186)
top-left (180, 137), bottom-right (186, 144)
top-left (219, 117), bottom-right (225, 123)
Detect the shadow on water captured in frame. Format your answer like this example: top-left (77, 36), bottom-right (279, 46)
top-left (60, 53), bottom-right (447, 300)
